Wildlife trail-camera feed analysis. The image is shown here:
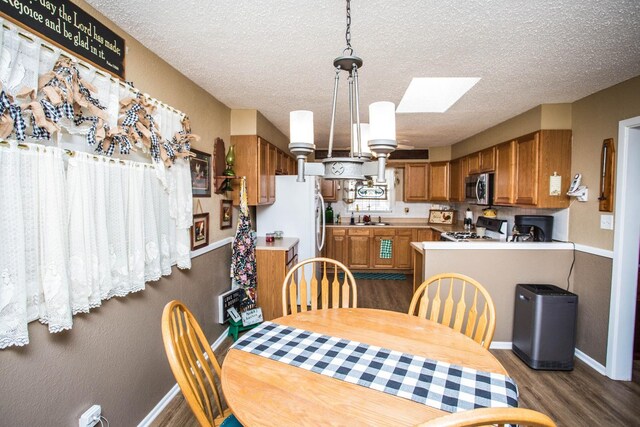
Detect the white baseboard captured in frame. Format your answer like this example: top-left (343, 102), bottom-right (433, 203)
top-left (137, 327), bottom-right (230, 427)
top-left (489, 341), bottom-right (513, 350)
top-left (575, 348), bottom-right (607, 376)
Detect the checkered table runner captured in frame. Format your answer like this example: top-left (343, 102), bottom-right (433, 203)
top-left (232, 321), bottom-right (518, 413)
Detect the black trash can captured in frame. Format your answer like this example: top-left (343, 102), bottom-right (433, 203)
top-left (512, 284), bottom-right (578, 370)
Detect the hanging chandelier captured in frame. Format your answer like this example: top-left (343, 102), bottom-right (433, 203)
top-left (289, 0), bottom-right (397, 183)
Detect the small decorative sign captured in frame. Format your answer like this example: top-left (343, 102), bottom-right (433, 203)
top-left (1, 0), bottom-right (126, 78)
top-left (241, 308), bottom-right (263, 326)
top-left (428, 209), bottom-right (456, 224)
top-left (355, 184), bottom-right (387, 200)
top-left (218, 288), bottom-right (245, 323)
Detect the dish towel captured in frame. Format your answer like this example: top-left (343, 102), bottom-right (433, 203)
top-left (380, 239), bottom-right (392, 259)
top-left (230, 177), bottom-right (257, 307)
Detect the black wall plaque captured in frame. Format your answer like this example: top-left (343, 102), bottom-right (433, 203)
top-left (1, 0), bottom-right (125, 78)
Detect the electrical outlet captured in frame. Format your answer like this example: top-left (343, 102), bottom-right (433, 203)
top-left (79, 404), bottom-right (101, 427)
top-left (600, 214), bottom-right (614, 230)
top-left (404, 207), bottom-right (409, 214)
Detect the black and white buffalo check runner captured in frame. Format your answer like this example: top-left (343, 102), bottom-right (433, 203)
top-left (232, 321), bottom-right (518, 413)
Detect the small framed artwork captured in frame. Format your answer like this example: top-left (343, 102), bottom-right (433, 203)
top-left (190, 148), bottom-right (212, 197)
top-left (428, 209), bottom-right (456, 224)
top-left (220, 199), bottom-right (233, 229)
top-left (191, 213), bottom-right (210, 250)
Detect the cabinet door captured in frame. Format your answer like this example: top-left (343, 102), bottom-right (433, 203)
top-left (514, 133), bottom-right (540, 205)
top-left (327, 228), bottom-right (347, 264)
top-left (276, 149), bottom-right (285, 175)
top-left (372, 229), bottom-right (395, 269)
top-left (257, 138), bottom-right (269, 205)
top-left (428, 161), bottom-right (449, 201)
top-left (394, 229), bottom-right (413, 269)
top-left (448, 158), bottom-right (463, 202)
top-left (467, 153), bottom-right (481, 174)
top-left (320, 179), bottom-right (338, 202)
top-left (404, 163), bottom-right (429, 201)
top-left (268, 144), bottom-right (277, 204)
top-left (415, 228), bottom-right (433, 242)
top-left (347, 229), bottom-right (371, 269)
top-left (494, 140), bottom-right (516, 205)
top-left (479, 146), bottom-right (496, 172)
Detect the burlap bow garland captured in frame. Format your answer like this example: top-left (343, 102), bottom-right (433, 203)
top-left (0, 56), bottom-right (198, 166)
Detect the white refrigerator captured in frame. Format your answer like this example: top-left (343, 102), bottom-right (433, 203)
top-left (256, 176), bottom-right (326, 303)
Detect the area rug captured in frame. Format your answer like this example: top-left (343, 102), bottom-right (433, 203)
top-left (339, 272), bottom-right (407, 280)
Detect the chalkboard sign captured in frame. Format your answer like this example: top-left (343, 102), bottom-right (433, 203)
top-left (217, 288), bottom-right (245, 323)
top-left (0, 0), bottom-right (125, 78)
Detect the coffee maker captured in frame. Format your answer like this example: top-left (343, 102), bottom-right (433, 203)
top-left (512, 215), bottom-right (554, 242)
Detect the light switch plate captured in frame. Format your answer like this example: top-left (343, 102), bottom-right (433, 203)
top-left (600, 214), bottom-right (614, 230)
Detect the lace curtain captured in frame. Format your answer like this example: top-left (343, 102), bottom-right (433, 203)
top-left (0, 20), bottom-right (195, 349)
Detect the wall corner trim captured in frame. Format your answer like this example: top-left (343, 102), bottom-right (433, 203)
top-left (137, 327), bottom-right (231, 427)
top-left (574, 244), bottom-right (614, 259)
top-left (191, 237), bottom-right (234, 258)
top-left (575, 348), bottom-right (607, 376)
top-left (489, 341), bottom-right (513, 350)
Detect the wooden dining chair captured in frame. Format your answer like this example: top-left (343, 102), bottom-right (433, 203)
top-left (161, 300), bottom-right (241, 427)
top-left (408, 273), bottom-right (496, 348)
top-left (414, 407), bottom-right (557, 427)
top-left (281, 257), bottom-right (357, 316)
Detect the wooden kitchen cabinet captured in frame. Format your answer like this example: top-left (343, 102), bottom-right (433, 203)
top-left (467, 152), bottom-right (481, 174)
top-left (347, 228), bottom-right (371, 269)
top-left (494, 140), bottom-right (516, 205)
top-left (394, 229), bottom-right (414, 269)
top-left (372, 229), bottom-right (395, 268)
top-left (428, 161), bottom-right (449, 201)
top-left (320, 179), bottom-right (339, 202)
top-left (325, 227), bottom-right (347, 263)
top-left (404, 163), bottom-right (429, 201)
top-left (514, 133), bottom-right (539, 205)
top-left (256, 241), bottom-right (298, 321)
top-left (514, 130), bottom-right (572, 208)
top-left (479, 146), bottom-right (496, 172)
top-left (231, 135), bottom-right (276, 206)
top-left (448, 158), bottom-right (465, 202)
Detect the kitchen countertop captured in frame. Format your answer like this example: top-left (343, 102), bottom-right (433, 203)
top-left (255, 237), bottom-right (299, 251)
top-left (327, 221), bottom-right (466, 233)
top-left (411, 241), bottom-right (574, 252)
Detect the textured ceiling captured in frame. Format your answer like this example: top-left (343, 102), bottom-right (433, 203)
top-left (86, 0), bottom-right (640, 149)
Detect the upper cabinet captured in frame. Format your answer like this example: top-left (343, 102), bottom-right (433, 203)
top-left (428, 161), bottom-right (449, 201)
top-left (494, 140), bottom-right (516, 205)
top-left (467, 152), bottom-right (481, 174)
top-left (404, 163), bottom-right (429, 201)
top-left (231, 135), bottom-right (277, 205)
top-left (448, 158), bottom-right (464, 202)
top-left (514, 130), bottom-right (572, 208)
top-left (467, 146), bottom-right (495, 174)
top-left (320, 179), bottom-right (339, 202)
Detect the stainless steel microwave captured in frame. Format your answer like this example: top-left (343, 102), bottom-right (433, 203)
top-left (465, 173), bottom-right (494, 205)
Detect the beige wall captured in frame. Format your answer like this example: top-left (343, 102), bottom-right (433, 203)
top-left (0, 2), bottom-right (236, 425)
top-left (230, 109), bottom-right (290, 152)
top-left (450, 104), bottom-right (572, 159)
top-left (570, 75), bottom-right (640, 250)
top-left (423, 249), bottom-right (574, 342)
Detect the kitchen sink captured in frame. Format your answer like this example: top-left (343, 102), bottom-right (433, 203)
top-left (355, 222), bottom-right (390, 226)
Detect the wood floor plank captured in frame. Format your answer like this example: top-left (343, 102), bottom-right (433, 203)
top-left (152, 275), bottom-right (640, 426)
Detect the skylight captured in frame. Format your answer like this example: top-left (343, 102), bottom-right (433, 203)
top-left (396, 77), bottom-right (481, 113)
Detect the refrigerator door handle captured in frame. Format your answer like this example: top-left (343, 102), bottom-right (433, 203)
top-left (317, 193), bottom-right (326, 251)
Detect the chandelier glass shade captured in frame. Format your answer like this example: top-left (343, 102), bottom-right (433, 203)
top-left (289, 0), bottom-right (396, 184)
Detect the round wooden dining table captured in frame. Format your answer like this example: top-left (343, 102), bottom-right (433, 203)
top-left (221, 308), bottom-right (509, 426)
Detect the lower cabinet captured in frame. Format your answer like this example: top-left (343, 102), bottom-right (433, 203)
top-left (325, 227), bottom-right (437, 270)
top-left (256, 242), bottom-right (298, 321)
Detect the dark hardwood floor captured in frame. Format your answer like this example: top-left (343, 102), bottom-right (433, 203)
top-left (151, 276), bottom-right (640, 426)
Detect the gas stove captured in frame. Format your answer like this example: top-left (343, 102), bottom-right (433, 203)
top-left (441, 231), bottom-right (496, 241)
top-left (440, 216), bottom-right (508, 242)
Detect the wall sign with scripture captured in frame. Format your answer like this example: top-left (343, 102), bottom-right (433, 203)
top-left (0, 0), bottom-right (126, 78)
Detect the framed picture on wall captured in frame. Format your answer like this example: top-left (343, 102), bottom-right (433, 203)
top-left (190, 149), bottom-right (212, 197)
top-left (191, 213), bottom-right (210, 250)
top-left (220, 199), bottom-right (233, 229)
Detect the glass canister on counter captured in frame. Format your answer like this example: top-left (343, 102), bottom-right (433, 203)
top-left (325, 203), bottom-right (334, 224)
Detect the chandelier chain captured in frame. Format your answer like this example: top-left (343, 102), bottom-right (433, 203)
top-left (344, 0), bottom-right (353, 55)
